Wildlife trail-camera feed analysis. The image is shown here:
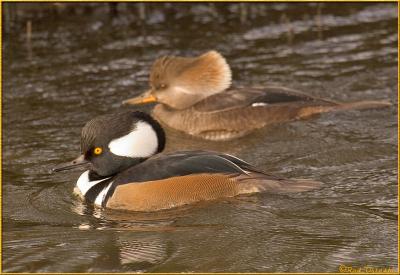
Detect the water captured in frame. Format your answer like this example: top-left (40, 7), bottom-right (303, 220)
top-left (2, 3), bottom-right (398, 272)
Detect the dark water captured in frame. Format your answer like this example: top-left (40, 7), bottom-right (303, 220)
top-left (2, 3), bottom-right (398, 272)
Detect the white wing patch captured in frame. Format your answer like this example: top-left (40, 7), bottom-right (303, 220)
top-left (252, 102), bottom-right (268, 107)
top-left (108, 121), bottom-right (158, 158)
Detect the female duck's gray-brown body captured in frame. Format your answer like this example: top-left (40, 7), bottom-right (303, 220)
top-left (123, 51), bottom-right (391, 141)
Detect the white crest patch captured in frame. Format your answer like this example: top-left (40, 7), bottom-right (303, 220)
top-left (108, 121), bottom-right (158, 158)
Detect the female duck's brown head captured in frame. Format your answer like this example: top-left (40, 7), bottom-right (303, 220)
top-left (123, 50), bottom-right (232, 110)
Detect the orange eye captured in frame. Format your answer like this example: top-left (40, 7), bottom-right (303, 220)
top-left (93, 147), bottom-right (102, 155)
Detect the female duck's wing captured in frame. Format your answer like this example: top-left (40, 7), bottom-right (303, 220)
top-left (193, 86), bottom-right (337, 113)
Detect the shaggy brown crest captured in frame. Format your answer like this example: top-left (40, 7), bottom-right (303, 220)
top-left (148, 50), bottom-right (232, 109)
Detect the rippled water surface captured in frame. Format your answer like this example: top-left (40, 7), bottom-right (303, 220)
top-left (2, 3), bottom-right (398, 272)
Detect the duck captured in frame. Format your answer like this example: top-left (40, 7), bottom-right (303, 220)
top-left (122, 50), bottom-right (391, 141)
top-left (52, 111), bottom-right (321, 212)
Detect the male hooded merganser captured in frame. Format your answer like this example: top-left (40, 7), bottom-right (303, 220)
top-left (52, 111), bottom-right (321, 212)
top-left (122, 50), bottom-right (391, 141)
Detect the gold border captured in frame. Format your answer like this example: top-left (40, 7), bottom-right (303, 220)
top-left (396, 1), bottom-right (400, 274)
top-left (0, 1), bottom-right (2, 274)
top-left (0, 1), bottom-right (398, 274)
top-left (0, 0), bottom-right (398, 2)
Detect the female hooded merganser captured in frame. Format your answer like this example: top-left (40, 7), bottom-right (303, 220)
top-left (52, 111), bottom-right (321, 212)
top-left (123, 51), bottom-right (391, 141)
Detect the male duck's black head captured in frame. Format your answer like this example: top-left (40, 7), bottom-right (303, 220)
top-left (52, 111), bottom-right (165, 177)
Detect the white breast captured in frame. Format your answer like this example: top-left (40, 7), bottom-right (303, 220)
top-left (75, 170), bottom-right (112, 206)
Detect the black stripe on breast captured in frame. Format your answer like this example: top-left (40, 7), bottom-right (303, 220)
top-left (84, 177), bottom-right (115, 206)
top-left (103, 183), bottom-right (118, 207)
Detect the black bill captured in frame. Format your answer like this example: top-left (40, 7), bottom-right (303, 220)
top-left (51, 154), bottom-right (90, 173)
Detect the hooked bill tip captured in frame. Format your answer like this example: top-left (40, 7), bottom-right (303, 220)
top-left (51, 155), bottom-right (89, 174)
top-left (122, 95), bottom-right (157, 106)
top-left (50, 166), bottom-right (64, 174)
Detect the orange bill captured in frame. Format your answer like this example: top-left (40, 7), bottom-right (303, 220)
top-left (122, 91), bottom-right (157, 105)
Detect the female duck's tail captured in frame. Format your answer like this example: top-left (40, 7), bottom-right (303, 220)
top-left (332, 100), bottom-right (392, 111)
top-left (297, 100), bottom-right (391, 119)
